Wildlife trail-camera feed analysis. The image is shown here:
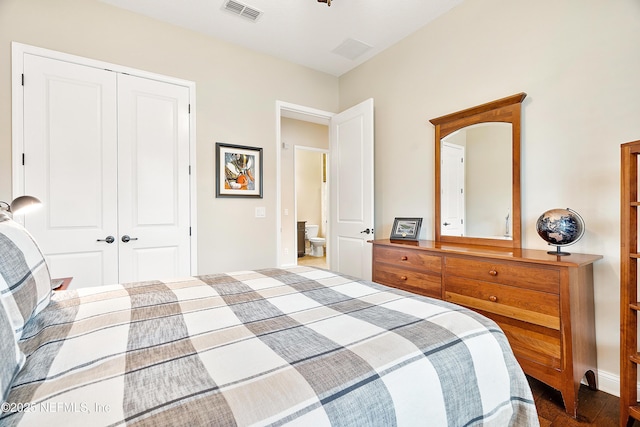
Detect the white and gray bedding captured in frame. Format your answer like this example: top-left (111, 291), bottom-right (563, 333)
top-left (0, 215), bottom-right (539, 426)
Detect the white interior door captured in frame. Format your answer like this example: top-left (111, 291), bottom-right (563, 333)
top-left (329, 98), bottom-right (374, 280)
top-left (22, 54), bottom-right (119, 287)
top-left (117, 74), bottom-right (191, 283)
top-left (18, 51), bottom-right (192, 288)
top-left (441, 142), bottom-right (465, 236)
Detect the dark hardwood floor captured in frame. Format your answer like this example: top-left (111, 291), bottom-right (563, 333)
top-left (528, 376), bottom-right (623, 426)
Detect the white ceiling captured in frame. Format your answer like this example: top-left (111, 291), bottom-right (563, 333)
top-left (99, 0), bottom-right (463, 76)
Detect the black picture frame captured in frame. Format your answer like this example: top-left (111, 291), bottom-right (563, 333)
top-left (390, 217), bottom-right (422, 240)
top-left (215, 142), bottom-right (263, 198)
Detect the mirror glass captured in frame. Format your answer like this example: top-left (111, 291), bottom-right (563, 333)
top-left (431, 93), bottom-right (526, 249)
top-left (440, 122), bottom-right (512, 239)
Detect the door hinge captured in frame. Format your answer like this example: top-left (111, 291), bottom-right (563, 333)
top-left (188, 104), bottom-right (191, 114)
top-left (189, 227), bottom-right (192, 236)
top-left (21, 74), bottom-right (24, 86)
top-left (188, 165), bottom-right (191, 175)
top-left (22, 153), bottom-right (25, 165)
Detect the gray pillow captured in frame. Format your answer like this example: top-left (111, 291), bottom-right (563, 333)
top-left (0, 298), bottom-right (25, 403)
top-left (0, 216), bottom-right (52, 340)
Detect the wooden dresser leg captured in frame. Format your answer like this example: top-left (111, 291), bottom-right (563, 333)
top-left (561, 386), bottom-right (578, 418)
top-left (560, 371), bottom-right (597, 417)
top-left (585, 369), bottom-right (597, 391)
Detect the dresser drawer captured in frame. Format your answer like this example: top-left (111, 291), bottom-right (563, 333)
top-left (444, 276), bottom-right (560, 330)
top-left (373, 263), bottom-right (441, 298)
top-left (478, 311), bottom-right (562, 370)
top-left (373, 246), bottom-right (442, 273)
top-left (445, 257), bottom-right (559, 294)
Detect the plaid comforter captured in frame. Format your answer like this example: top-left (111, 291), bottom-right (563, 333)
top-left (1, 267), bottom-right (538, 426)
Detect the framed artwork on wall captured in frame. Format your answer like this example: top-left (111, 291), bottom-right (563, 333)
top-left (215, 142), bottom-right (263, 198)
top-left (390, 217), bottom-right (422, 241)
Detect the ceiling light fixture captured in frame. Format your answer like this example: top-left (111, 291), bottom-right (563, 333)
top-left (317, 0), bottom-right (331, 6)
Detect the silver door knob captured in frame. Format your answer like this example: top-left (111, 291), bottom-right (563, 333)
top-left (121, 235), bottom-right (139, 243)
top-left (360, 228), bottom-right (373, 234)
top-left (97, 236), bottom-right (115, 244)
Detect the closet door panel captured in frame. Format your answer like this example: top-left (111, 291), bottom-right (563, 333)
top-left (117, 74), bottom-right (191, 283)
top-left (22, 54), bottom-right (119, 287)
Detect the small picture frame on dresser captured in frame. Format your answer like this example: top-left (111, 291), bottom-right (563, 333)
top-left (390, 217), bottom-right (422, 241)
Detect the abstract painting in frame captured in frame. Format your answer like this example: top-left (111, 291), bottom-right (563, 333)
top-left (216, 142), bottom-right (263, 198)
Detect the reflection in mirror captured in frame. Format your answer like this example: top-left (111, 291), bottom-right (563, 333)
top-left (441, 123), bottom-right (512, 239)
top-left (431, 92), bottom-right (526, 249)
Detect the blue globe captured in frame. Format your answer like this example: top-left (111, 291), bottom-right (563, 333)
top-left (536, 208), bottom-right (585, 255)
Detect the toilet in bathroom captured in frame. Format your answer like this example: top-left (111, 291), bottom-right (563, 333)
top-left (305, 224), bottom-right (325, 257)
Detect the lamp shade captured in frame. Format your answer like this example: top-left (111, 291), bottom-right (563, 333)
top-left (10, 195), bottom-right (42, 216)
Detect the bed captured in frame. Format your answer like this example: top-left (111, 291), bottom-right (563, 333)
top-left (0, 213), bottom-right (539, 426)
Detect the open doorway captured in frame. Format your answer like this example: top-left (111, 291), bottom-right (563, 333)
top-left (295, 147), bottom-right (329, 269)
top-left (276, 101), bottom-right (332, 269)
top-left (276, 98), bottom-right (374, 279)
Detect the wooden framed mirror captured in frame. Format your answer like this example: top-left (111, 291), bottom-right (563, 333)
top-left (430, 93), bottom-right (526, 249)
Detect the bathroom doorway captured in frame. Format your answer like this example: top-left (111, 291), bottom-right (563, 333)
top-left (276, 99), bottom-right (374, 277)
top-left (295, 147), bottom-right (329, 269)
top-left (277, 111), bottom-right (329, 269)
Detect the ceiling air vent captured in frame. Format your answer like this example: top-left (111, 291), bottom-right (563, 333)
top-left (332, 38), bottom-right (373, 61)
top-left (222, 0), bottom-right (263, 22)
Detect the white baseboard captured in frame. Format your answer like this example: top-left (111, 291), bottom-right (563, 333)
top-left (594, 369), bottom-right (620, 397)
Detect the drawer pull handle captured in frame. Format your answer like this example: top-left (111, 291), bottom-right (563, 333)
top-left (400, 276), bottom-right (408, 281)
top-left (401, 256), bottom-right (408, 261)
top-left (488, 270), bottom-right (498, 276)
top-left (489, 295), bottom-right (498, 302)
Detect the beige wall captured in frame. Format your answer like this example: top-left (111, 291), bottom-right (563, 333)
top-left (296, 149), bottom-right (325, 233)
top-left (0, 0), bottom-right (338, 273)
top-left (280, 118), bottom-right (328, 266)
top-left (338, 0), bottom-right (640, 394)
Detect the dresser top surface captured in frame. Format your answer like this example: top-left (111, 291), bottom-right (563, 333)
top-left (371, 239), bottom-right (602, 267)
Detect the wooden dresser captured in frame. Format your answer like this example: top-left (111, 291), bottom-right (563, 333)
top-left (371, 239), bottom-right (602, 417)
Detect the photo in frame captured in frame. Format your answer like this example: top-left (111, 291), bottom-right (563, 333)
top-left (390, 217), bottom-right (422, 240)
top-left (215, 142), bottom-right (263, 198)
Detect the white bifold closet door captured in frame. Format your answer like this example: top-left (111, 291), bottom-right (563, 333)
top-left (116, 74), bottom-right (191, 284)
top-left (22, 54), bottom-right (191, 287)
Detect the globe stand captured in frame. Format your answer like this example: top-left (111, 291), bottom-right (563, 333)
top-left (548, 245), bottom-right (571, 256)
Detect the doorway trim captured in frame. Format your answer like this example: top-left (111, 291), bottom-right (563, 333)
top-left (11, 42), bottom-right (198, 274)
top-left (275, 101), bottom-right (334, 268)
